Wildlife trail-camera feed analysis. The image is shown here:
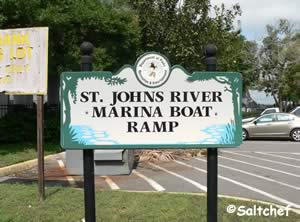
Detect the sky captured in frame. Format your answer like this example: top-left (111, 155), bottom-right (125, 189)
top-left (210, 0), bottom-right (300, 41)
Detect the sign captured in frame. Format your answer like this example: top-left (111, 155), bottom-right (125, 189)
top-left (0, 27), bottom-right (48, 94)
top-left (61, 52), bottom-right (242, 149)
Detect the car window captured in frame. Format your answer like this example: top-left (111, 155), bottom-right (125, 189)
top-left (294, 109), bottom-right (300, 116)
top-left (290, 107), bottom-right (300, 114)
top-left (262, 109), bottom-right (276, 115)
top-left (276, 114), bottom-right (294, 121)
top-left (256, 114), bottom-right (275, 123)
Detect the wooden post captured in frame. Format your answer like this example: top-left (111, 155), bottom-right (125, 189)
top-left (37, 95), bottom-right (45, 201)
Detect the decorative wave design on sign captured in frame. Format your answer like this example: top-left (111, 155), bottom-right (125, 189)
top-left (69, 123), bottom-right (235, 146)
top-left (178, 123), bottom-right (236, 145)
top-left (70, 125), bottom-right (119, 145)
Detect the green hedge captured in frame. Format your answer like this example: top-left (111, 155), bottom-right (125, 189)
top-left (242, 111), bottom-right (260, 118)
top-left (0, 106), bottom-right (59, 143)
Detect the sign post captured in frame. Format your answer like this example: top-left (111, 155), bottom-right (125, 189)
top-left (205, 44), bottom-right (218, 222)
top-left (0, 27), bottom-right (48, 201)
top-left (37, 95), bottom-right (45, 201)
top-left (80, 42), bottom-right (96, 222)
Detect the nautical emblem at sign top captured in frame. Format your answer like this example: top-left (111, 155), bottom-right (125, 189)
top-left (135, 52), bottom-right (171, 88)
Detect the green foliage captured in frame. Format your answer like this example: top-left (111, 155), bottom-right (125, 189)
top-left (0, 0), bottom-right (42, 27)
top-left (229, 38), bottom-right (259, 92)
top-left (0, 0), bottom-right (258, 96)
top-left (242, 111), bottom-right (260, 118)
top-left (258, 19), bottom-right (300, 110)
top-left (283, 64), bottom-right (300, 103)
top-left (0, 107), bottom-right (35, 143)
top-left (106, 76), bottom-right (127, 85)
top-left (128, 0), bottom-right (257, 91)
top-left (132, 0), bottom-right (227, 69)
top-left (44, 109), bottom-right (60, 143)
top-left (281, 34), bottom-right (300, 104)
top-left (0, 106), bottom-right (59, 143)
top-left (0, 0), bottom-right (141, 74)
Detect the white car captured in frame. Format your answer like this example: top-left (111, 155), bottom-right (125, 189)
top-left (242, 107), bottom-right (280, 123)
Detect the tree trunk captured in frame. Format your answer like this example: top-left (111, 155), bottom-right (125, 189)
top-left (278, 96), bottom-right (283, 112)
top-left (272, 94), bottom-right (279, 109)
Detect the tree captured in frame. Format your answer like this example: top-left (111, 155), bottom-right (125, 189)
top-left (258, 19), bottom-right (299, 111)
top-left (282, 34), bottom-right (300, 107)
top-left (0, 0), bottom-right (259, 93)
top-left (0, 0), bottom-right (141, 74)
top-left (283, 64), bottom-right (300, 107)
top-left (227, 36), bottom-right (259, 92)
top-left (130, 0), bottom-right (236, 68)
top-left (127, 0), bottom-right (257, 91)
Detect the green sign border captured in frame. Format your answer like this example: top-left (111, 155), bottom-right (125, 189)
top-left (60, 66), bottom-right (242, 150)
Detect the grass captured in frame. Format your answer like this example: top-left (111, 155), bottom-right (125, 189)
top-left (0, 143), bottom-right (62, 168)
top-left (0, 183), bottom-right (299, 222)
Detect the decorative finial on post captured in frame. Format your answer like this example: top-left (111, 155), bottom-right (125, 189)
top-left (80, 41), bottom-right (94, 71)
top-left (204, 44), bottom-right (217, 72)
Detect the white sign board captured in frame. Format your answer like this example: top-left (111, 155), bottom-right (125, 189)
top-left (0, 27), bottom-right (48, 94)
top-left (61, 52), bottom-right (242, 149)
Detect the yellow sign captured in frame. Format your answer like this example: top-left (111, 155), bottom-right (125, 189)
top-left (0, 27), bottom-right (48, 94)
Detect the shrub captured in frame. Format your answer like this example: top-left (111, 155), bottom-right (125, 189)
top-left (0, 105), bottom-right (59, 144)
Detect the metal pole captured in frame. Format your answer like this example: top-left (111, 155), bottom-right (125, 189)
top-left (205, 44), bottom-right (218, 222)
top-left (37, 95), bottom-right (45, 201)
top-left (81, 41), bottom-right (96, 222)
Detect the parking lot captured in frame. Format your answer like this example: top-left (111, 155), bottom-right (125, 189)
top-left (2, 140), bottom-right (300, 209)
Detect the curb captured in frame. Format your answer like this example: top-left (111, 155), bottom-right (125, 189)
top-left (0, 152), bottom-right (65, 176)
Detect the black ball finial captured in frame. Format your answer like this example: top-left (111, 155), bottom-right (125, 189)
top-left (80, 41), bottom-right (94, 56)
top-left (204, 44), bottom-right (217, 57)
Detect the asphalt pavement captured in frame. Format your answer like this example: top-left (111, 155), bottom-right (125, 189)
top-left (1, 140), bottom-right (300, 209)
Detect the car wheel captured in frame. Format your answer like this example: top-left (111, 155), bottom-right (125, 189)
top-left (242, 129), bottom-right (248, 141)
top-left (291, 129), bottom-right (300, 142)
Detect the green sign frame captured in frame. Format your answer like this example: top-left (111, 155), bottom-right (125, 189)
top-left (60, 53), bottom-right (242, 150)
